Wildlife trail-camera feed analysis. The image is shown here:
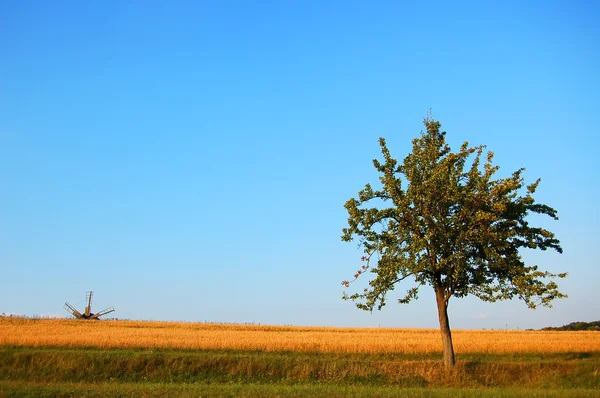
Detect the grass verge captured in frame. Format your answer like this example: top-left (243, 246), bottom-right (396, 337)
top-left (1, 381), bottom-right (599, 398)
top-left (0, 347), bottom-right (598, 389)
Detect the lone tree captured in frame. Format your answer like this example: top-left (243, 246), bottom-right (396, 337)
top-left (341, 116), bottom-right (566, 367)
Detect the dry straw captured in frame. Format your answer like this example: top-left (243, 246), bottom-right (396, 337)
top-left (1, 317), bottom-right (598, 354)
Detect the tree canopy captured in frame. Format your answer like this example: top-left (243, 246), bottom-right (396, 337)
top-left (341, 117), bottom-right (566, 366)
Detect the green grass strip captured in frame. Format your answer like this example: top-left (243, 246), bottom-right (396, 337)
top-left (1, 381), bottom-right (598, 398)
top-left (1, 347), bottom-right (598, 389)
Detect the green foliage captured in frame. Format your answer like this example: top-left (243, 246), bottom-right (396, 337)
top-left (542, 321), bottom-right (600, 331)
top-left (342, 117), bottom-right (566, 311)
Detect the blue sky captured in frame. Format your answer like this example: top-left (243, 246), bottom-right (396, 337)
top-left (1, 1), bottom-right (598, 329)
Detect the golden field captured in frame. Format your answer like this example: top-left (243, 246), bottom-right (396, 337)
top-left (2, 317), bottom-right (598, 354)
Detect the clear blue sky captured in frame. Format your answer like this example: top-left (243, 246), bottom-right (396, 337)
top-left (1, 1), bottom-right (598, 329)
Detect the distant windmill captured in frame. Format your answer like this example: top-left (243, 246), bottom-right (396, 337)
top-left (64, 291), bottom-right (115, 320)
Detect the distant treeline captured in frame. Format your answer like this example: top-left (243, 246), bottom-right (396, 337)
top-left (542, 321), bottom-right (600, 331)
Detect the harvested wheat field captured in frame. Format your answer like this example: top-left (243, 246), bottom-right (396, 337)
top-left (1, 316), bottom-right (598, 354)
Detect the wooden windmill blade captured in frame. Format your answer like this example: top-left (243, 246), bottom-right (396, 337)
top-left (84, 291), bottom-right (93, 317)
top-left (89, 306), bottom-right (115, 320)
top-left (64, 302), bottom-right (83, 319)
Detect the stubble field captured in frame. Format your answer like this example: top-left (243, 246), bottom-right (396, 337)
top-left (1, 317), bottom-right (598, 397)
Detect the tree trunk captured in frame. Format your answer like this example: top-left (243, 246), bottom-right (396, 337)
top-left (435, 285), bottom-right (456, 367)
